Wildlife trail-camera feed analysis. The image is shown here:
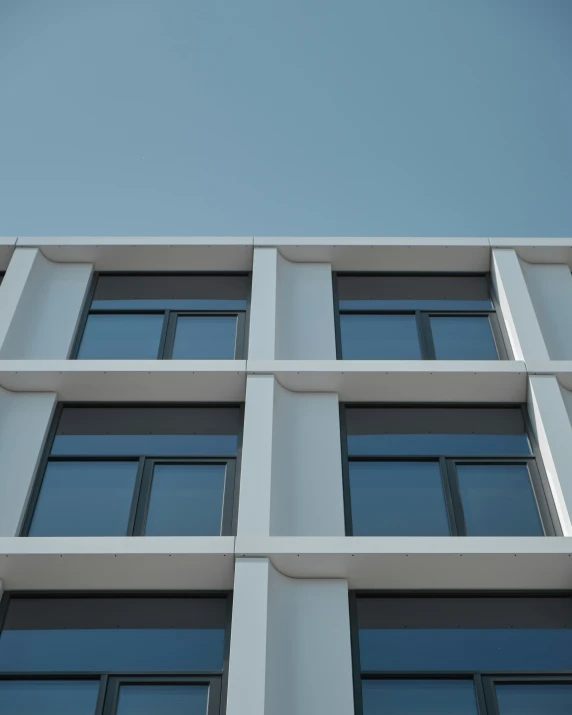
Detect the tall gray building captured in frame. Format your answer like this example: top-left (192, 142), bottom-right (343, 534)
top-left (0, 236), bottom-right (572, 714)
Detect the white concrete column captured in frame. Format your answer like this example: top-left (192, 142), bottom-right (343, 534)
top-left (0, 247), bottom-right (92, 358)
top-left (0, 387), bottom-right (57, 535)
top-left (248, 247), bottom-right (337, 360)
top-left (238, 375), bottom-right (345, 536)
top-left (491, 249), bottom-right (549, 361)
top-left (238, 375), bottom-right (276, 535)
top-left (248, 248), bottom-right (279, 359)
top-left (275, 255), bottom-right (336, 359)
top-left (226, 558), bottom-right (355, 715)
top-left (527, 375), bottom-right (572, 536)
top-left (519, 261), bottom-right (572, 359)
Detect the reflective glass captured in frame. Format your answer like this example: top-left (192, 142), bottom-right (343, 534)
top-left (29, 461), bottom-right (138, 536)
top-left (349, 462), bottom-right (449, 536)
top-left (172, 316), bottom-right (237, 359)
top-left (0, 680), bottom-right (99, 715)
top-left (145, 464), bottom-right (226, 536)
top-left (430, 316), bottom-right (499, 360)
top-left (457, 464), bottom-right (543, 536)
top-left (496, 683), bottom-right (572, 715)
top-left (116, 684), bottom-right (209, 715)
top-left (359, 630), bottom-right (572, 672)
top-left (340, 314), bottom-right (421, 359)
top-left (51, 435), bottom-right (238, 457)
top-left (348, 434), bottom-right (531, 457)
top-left (78, 314), bottom-right (164, 359)
top-left (362, 679), bottom-right (478, 715)
top-left (0, 631), bottom-right (224, 673)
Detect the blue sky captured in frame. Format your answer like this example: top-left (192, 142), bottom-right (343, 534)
top-left (0, 0), bottom-right (570, 236)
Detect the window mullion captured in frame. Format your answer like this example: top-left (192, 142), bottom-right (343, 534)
top-left (128, 457), bottom-right (150, 536)
top-left (439, 456), bottom-right (459, 536)
top-left (444, 459), bottom-right (468, 536)
top-left (94, 675), bottom-right (110, 715)
top-left (417, 312), bottom-right (435, 359)
top-left (474, 675), bottom-right (494, 715)
top-left (157, 310), bottom-right (173, 359)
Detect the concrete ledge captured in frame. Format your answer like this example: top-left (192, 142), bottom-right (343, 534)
top-left (236, 536), bottom-right (572, 590)
top-left (527, 362), bottom-right (572, 391)
top-left (491, 239), bottom-right (572, 267)
top-left (16, 237), bottom-right (254, 271)
top-left (248, 360), bottom-right (527, 402)
top-left (255, 238), bottom-right (490, 271)
top-left (0, 537), bottom-right (235, 590)
top-left (0, 361), bottom-right (247, 401)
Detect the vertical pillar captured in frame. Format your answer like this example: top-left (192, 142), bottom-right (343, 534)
top-left (491, 249), bottom-right (549, 361)
top-left (0, 387), bottom-right (57, 535)
top-left (237, 375), bottom-right (276, 535)
top-left (248, 248), bottom-right (278, 359)
top-left (528, 375), bottom-right (572, 535)
top-left (226, 558), bottom-right (355, 715)
top-left (0, 247), bottom-right (92, 358)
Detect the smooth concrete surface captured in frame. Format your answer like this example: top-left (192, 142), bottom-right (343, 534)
top-left (0, 248), bottom-right (92, 359)
top-left (275, 253), bottom-right (337, 359)
top-left (248, 248), bottom-right (279, 360)
top-left (248, 248), bottom-right (337, 360)
top-left (0, 387), bottom-right (56, 536)
top-left (235, 536), bottom-right (572, 589)
top-left (491, 249), bottom-right (550, 361)
top-left (0, 537), bottom-right (235, 590)
top-left (16, 237), bottom-right (254, 271)
top-left (526, 376), bottom-right (572, 535)
top-left (0, 361), bottom-right (247, 400)
top-left (238, 376), bottom-right (345, 536)
top-left (227, 558), bottom-right (354, 715)
top-left (520, 260), bottom-right (572, 360)
top-left (249, 360), bottom-right (528, 402)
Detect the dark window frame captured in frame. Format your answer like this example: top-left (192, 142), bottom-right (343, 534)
top-left (349, 591), bottom-right (572, 715)
top-left (70, 272), bottom-right (251, 360)
top-left (0, 590), bottom-right (232, 715)
top-left (19, 402), bottom-right (245, 537)
top-left (332, 272), bottom-right (510, 361)
top-left (340, 403), bottom-right (559, 537)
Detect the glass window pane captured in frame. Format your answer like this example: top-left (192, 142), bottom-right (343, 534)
top-left (0, 680), bottom-right (99, 715)
top-left (145, 464), bottom-right (226, 536)
top-left (0, 597), bottom-right (227, 673)
top-left (340, 314), bottom-right (421, 359)
top-left (430, 316), bottom-right (499, 360)
top-left (78, 314), bottom-right (164, 359)
top-left (52, 406), bottom-right (241, 458)
top-left (457, 464), bottom-right (544, 536)
top-left (362, 679), bottom-right (478, 715)
top-left (116, 685), bottom-right (209, 715)
top-left (349, 462), bottom-right (450, 536)
top-left (29, 461), bottom-right (138, 536)
top-left (359, 630), bottom-right (572, 672)
top-left (496, 683), bottom-right (572, 714)
top-left (345, 407), bottom-right (532, 457)
top-left (172, 316), bottom-right (237, 359)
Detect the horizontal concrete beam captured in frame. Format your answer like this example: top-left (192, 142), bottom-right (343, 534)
top-left (249, 360), bottom-right (527, 402)
top-left (236, 536), bottom-right (572, 590)
top-left (0, 361), bottom-right (247, 400)
top-left (0, 536), bottom-right (235, 590)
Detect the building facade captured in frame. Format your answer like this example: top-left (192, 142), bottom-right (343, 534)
top-left (0, 236), bottom-right (572, 714)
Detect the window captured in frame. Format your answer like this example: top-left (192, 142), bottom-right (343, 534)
top-left (22, 405), bottom-right (242, 536)
top-left (352, 594), bottom-right (572, 715)
top-left (74, 274), bottom-right (250, 359)
top-left (342, 406), bottom-right (555, 536)
top-left (0, 594), bottom-right (229, 715)
top-left (335, 274), bottom-right (505, 360)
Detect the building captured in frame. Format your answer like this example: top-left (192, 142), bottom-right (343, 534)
top-left (0, 236), bottom-right (572, 714)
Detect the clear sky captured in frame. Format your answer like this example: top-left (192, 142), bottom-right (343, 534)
top-left (0, 0), bottom-right (570, 237)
